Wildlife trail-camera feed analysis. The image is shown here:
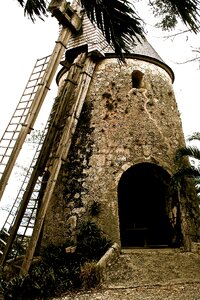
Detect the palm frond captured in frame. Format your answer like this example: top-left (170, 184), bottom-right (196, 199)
top-left (187, 132), bottom-right (200, 142)
top-left (81, 0), bottom-right (145, 59)
top-left (173, 166), bottom-right (200, 182)
top-left (175, 145), bottom-right (200, 161)
top-left (18, 0), bottom-right (24, 5)
top-left (168, 0), bottom-right (200, 33)
top-left (24, 0), bottom-right (47, 22)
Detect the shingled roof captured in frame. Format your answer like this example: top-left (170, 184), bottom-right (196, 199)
top-left (66, 14), bottom-right (174, 81)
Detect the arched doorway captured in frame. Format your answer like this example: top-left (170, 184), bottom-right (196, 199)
top-left (118, 163), bottom-right (174, 248)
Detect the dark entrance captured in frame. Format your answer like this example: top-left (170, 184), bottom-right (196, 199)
top-left (118, 163), bottom-right (173, 248)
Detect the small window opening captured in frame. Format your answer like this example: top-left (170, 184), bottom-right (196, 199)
top-left (132, 70), bottom-right (144, 88)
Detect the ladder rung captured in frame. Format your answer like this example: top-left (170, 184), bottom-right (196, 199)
top-left (1, 137), bottom-right (16, 140)
top-left (30, 69), bottom-right (45, 76)
top-left (0, 239), bottom-right (6, 246)
top-left (15, 105), bottom-right (30, 110)
top-left (34, 62), bottom-right (48, 68)
top-left (28, 78), bottom-right (43, 83)
top-left (6, 125), bottom-right (20, 129)
top-left (26, 84), bottom-right (39, 90)
top-left (2, 229), bottom-right (10, 236)
top-left (4, 222), bottom-right (11, 226)
top-left (27, 207), bottom-right (37, 210)
top-left (16, 99), bottom-right (32, 104)
top-left (20, 225), bottom-right (34, 229)
top-left (22, 92), bottom-right (37, 97)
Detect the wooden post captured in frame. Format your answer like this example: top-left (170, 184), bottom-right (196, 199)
top-left (20, 56), bottom-right (96, 276)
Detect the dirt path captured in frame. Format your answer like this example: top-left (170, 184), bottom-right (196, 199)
top-left (58, 282), bottom-right (200, 299)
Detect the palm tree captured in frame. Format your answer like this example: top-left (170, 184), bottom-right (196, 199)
top-left (174, 132), bottom-right (200, 201)
top-left (16, 0), bottom-right (200, 58)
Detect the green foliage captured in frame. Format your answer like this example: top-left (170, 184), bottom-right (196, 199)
top-left (0, 221), bottom-right (111, 299)
top-left (1, 274), bottom-right (27, 300)
top-left (149, 0), bottom-right (178, 30)
top-left (157, 14), bottom-right (178, 31)
top-left (1, 247), bottom-right (80, 299)
top-left (150, 0), bottom-right (200, 32)
top-left (88, 201), bottom-right (101, 217)
top-left (76, 220), bottom-right (112, 262)
top-left (176, 145), bottom-right (200, 161)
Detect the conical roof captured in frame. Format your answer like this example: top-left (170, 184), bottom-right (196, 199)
top-left (66, 14), bottom-right (174, 80)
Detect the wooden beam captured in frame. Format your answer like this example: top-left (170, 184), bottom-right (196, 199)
top-left (20, 55), bottom-right (96, 276)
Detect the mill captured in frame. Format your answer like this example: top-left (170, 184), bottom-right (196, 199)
top-left (0, 0), bottom-right (199, 276)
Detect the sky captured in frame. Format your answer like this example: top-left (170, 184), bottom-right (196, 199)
top-left (0, 1), bottom-right (199, 223)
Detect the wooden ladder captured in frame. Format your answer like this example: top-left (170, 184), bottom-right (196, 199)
top-left (0, 56), bottom-right (50, 193)
top-left (0, 88), bottom-right (69, 262)
top-left (0, 0), bottom-right (85, 271)
top-left (0, 53), bottom-right (96, 274)
top-left (0, 24), bottom-right (77, 201)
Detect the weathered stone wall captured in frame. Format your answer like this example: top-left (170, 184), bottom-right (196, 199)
top-left (78, 58), bottom-right (185, 244)
top-left (41, 57), bottom-right (199, 249)
top-left (41, 100), bottom-right (94, 247)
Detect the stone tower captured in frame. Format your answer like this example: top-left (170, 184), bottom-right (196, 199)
top-left (41, 15), bottom-right (200, 251)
